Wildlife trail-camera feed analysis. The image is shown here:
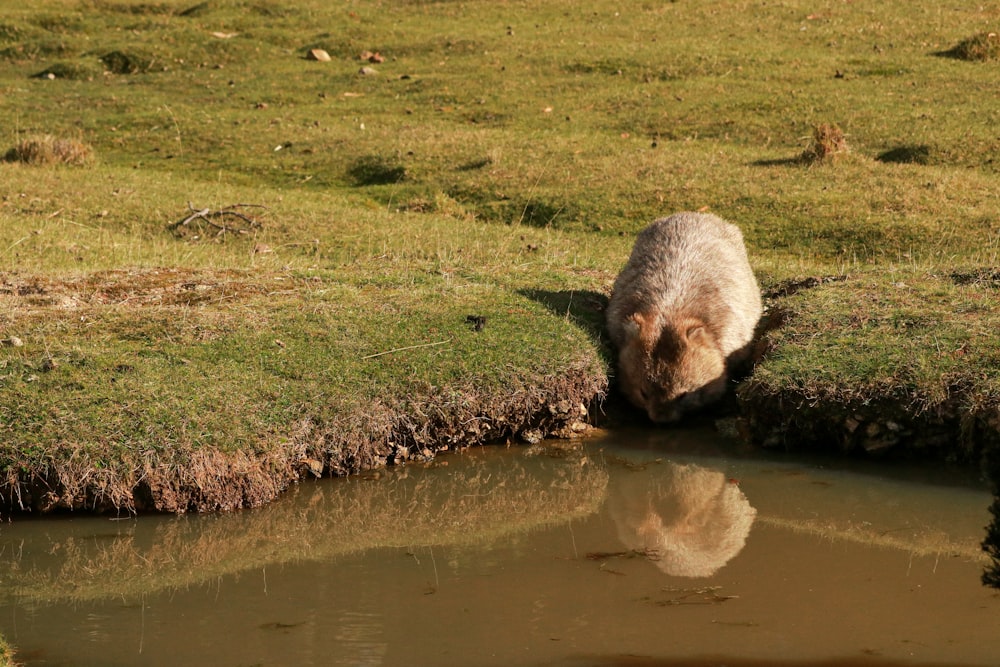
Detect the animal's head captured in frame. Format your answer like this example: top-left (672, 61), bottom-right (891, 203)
top-left (618, 311), bottom-right (727, 423)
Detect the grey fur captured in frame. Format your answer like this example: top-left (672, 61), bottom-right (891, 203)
top-left (607, 212), bottom-right (762, 423)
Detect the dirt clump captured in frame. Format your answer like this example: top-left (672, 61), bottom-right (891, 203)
top-left (801, 123), bottom-right (849, 163)
top-left (943, 32), bottom-right (1000, 62)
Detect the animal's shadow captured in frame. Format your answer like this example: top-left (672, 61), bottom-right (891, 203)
top-left (517, 288), bottom-right (664, 425)
top-left (521, 287), bottom-right (635, 423)
top-left (518, 288), bottom-right (612, 356)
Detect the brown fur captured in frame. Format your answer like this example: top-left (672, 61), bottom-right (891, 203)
top-left (607, 213), bottom-right (762, 423)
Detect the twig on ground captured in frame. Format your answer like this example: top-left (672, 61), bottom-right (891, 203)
top-left (361, 339), bottom-right (451, 360)
top-left (585, 548), bottom-right (661, 562)
top-left (169, 202), bottom-right (268, 238)
top-left (656, 586), bottom-right (739, 606)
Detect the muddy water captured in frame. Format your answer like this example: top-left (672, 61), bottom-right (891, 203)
top-left (1, 428), bottom-right (998, 667)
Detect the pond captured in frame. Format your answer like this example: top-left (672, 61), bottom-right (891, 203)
top-left (0, 427), bottom-right (997, 666)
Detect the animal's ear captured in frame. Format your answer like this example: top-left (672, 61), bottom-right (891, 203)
top-left (624, 311), bottom-right (653, 341)
top-left (685, 321), bottom-right (709, 343)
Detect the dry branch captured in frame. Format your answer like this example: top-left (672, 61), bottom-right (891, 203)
top-left (361, 339), bottom-right (452, 360)
top-left (169, 202), bottom-right (268, 238)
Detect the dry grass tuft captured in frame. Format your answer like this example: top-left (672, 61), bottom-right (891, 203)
top-left (946, 32), bottom-right (1000, 62)
top-left (0, 635), bottom-right (14, 667)
top-left (4, 134), bottom-right (94, 166)
top-left (801, 123), bottom-right (849, 164)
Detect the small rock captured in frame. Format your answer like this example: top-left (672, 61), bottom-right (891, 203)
top-left (548, 400), bottom-right (572, 416)
top-left (358, 66), bottom-right (378, 76)
top-left (863, 437), bottom-right (895, 454)
top-left (307, 48), bottom-right (331, 62)
top-left (714, 417), bottom-right (739, 439)
top-left (300, 458), bottom-right (324, 477)
top-left (359, 50), bottom-right (385, 63)
top-left (520, 428), bottom-right (543, 445)
top-left (2, 337), bottom-right (23, 347)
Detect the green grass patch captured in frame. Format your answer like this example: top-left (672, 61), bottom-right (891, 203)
top-left (741, 270), bottom-right (1000, 459)
top-left (0, 165), bottom-right (609, 512)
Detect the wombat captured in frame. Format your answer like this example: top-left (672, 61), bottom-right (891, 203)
top-left (606, 212), bottom-right (762, 423)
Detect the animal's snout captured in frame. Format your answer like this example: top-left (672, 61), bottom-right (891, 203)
top-left (649, 403), bottom-right (683, 424)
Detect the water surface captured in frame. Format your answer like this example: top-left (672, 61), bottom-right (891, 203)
top-left (0, 427), bottom-right (997, 666)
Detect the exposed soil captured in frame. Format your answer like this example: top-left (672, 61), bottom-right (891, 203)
top-left (736, 386), bottom-right (999, 462)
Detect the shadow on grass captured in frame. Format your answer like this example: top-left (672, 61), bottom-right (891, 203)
top-left (348, 155), bottom-right (407, 186)
top-left (932, 33), bottom-right (999, 62)
top-left (519, 288), bottom-right (647, 425)
top-left (750, 156), bottom-right (806, 167)
top-left (876, 145), bottom-right (932, 165)
top-left (518, 288), bottom-right (610, 349)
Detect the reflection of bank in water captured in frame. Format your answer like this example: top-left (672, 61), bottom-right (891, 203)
top-left (0, 447), bottom-right (609, 605)
top-left (609, 462), bottom-right (757, 578)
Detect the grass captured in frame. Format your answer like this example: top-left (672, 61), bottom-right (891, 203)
top-left (0, 638), bottom-right (12, 667)
top-left (740, 270), bottom-right (1000, 459)
top-left (0, 128), bottom-right (615, 514)
top-left (943, 31), bottom-right (1000, 62)
top-left (0, 0), bottom-right (999, 604)
top-left (800, 123), bottom-right (849, 164)
top-left (3, 134), bottom-right (93, 165)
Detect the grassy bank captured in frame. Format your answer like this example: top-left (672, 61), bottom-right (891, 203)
top-left (0, 2), bottom-right (998, 507)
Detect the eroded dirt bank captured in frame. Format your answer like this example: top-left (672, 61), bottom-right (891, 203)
top-left (2, 370), bottom-right (603, 515)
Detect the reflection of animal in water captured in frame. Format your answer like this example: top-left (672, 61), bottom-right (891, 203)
top-left (609, 462), bottom-right (756, 577)
top-left (606, 212), bottom-right (762, 423)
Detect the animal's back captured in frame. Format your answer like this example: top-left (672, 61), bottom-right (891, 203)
top-left (606, 212), bottom-right (762, 422)
top-left (607, 212), bottom-right (760, 357)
